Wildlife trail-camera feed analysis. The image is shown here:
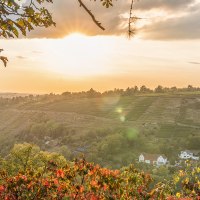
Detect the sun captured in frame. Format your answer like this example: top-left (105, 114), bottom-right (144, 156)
top-left (42, 33), bottom-right (116, 78)
top-left (62, 32), bottom-right (88, 48)
top-left (63, 32), bottom-right (87, 40)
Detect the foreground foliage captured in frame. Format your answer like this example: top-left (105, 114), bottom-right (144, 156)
top-left (0, 143), bottom-right (199, 199)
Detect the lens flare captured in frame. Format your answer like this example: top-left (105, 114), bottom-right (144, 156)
top-left (120, 116), bottom-right (126, 122)
top-left (116, 107), bottom-right (123, 113)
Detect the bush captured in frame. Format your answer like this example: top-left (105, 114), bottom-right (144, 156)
top-left (0, 144), bottom-right (199, 199)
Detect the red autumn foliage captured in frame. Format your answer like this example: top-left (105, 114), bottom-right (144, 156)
top-left (0, 158), bottom-right (199, 199)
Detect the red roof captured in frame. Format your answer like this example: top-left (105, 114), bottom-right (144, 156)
top-left (141, 153), bottom-right (167, 163)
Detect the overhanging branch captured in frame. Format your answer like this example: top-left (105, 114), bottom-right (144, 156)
top-left (77, 0), bottom-right (105, 31)
top-left (128, 0), bottom-right (135, 38)
top-left (0, 49), bottom-right (8, 67)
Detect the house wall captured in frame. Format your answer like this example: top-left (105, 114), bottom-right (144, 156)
top-left (139, 154), bottom-right (168, 166)
top-left (157, 156), bottom-right (167, 165)
top-left (179, 151), bottom-right (199, 160)
top-left (139, 154), bottom-right (145, 162)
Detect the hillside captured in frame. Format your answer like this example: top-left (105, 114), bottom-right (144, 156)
top-left (0, 93), bottom-right (200, 168)
top-left (15, 93), bottom-right (200, 124)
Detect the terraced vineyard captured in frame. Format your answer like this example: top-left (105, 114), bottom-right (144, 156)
top-left (14, 93), bottom-right (200, 125)
top-left (0, 93), bottom-right (200, 158)
top-left (1, 94), bottom-right (200, 128)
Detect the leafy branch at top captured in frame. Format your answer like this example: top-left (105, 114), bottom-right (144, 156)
top-left (0, 49), bottom-right (8, 67)
top-left (0, 0), bottom-right (55, 38)
top-left (0, 0), bottom-right (138, 67)
top-left (0, 0), bottom-right (55, 67)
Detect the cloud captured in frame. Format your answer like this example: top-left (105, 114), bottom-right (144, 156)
top-left (23, 0), bottom-right (200, 40)
top-left (188, 61), bottom-right (200, 65)
top-left (32, 50), bottom-right (43, 54)
top-left (16, 56), bottom-right (26, 59)
top-left (140, 9), bottom-right (200, 40)
top-left (134, 0), bottom-right (196, 11)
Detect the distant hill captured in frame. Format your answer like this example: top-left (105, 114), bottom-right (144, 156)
top-left (0, 93), bottom-right (33, 98)
top-left (0, 92), bottom-right (200, 168)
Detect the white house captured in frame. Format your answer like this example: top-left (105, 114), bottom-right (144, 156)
top-left (179, 150), bottom-right (199, 160)
top-left (139, 153), bottom-right (168, 166)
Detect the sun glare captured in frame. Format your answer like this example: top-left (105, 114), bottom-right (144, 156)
top-left (42, 33), bottom-right (116, 78)
top-left (63, 32), bottom-right (86, 41)
top-left (62, 33), bottom-right (89, 47)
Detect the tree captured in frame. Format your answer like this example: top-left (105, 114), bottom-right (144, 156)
top-left (187, 85), bottom-right (194, 92)
top-left (0, 0), bottom-right (137, 67)
top-left (140, 85), bottom-right (151, 93)
top-left (86, 88), bottom-right (100, 98)
top-left (1, 143), bottom-right (67, 175)
top-left (155, 85), bottom-right (164, 93)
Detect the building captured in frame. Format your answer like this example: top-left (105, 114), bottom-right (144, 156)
top-left (139, 153), bottom-right (168, 166)
top-left (179, 150), bottom-right (199, 160)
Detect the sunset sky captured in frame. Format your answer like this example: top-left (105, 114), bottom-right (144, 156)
top-left (0, 0), bottom-right (200, 93)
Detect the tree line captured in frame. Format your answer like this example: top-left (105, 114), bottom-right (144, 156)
top-left (1, 85), bottom-right (200, 106)
top-left (62, 85), bottom-right (200, 98)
